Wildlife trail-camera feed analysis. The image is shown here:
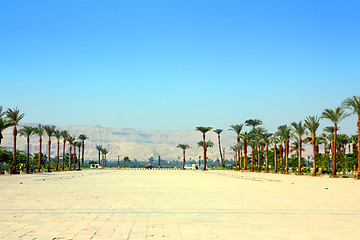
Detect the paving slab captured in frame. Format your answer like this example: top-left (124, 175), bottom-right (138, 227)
top-left (0, 169), bottom-right (359, 239)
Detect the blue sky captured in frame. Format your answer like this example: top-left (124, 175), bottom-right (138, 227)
top-left (1, 0), bottom-right (359, 135)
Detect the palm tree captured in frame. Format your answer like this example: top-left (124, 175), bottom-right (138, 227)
top-left (229, 124), bottom-right (244, 170)
top-left (197, 140), bottom-right (214, 168)
top-left (304, 116), bottom-right (320, 176)
top-left (291, 121), bottom-right (308, 175)
top-left (230, 145), bottom-right (238, 164)
top-left (0, 118), bottom-right (12, 145)
top-left (245, 119), bottom-right (263, 133)
top-left (290, 140), bottom-right (305, 156)
top-left (177, 144), bottom-right (191, 169)
top-left (6, 107), bottom-right (25, 174)
top-left (261, 133), bottom-right (272, 173)
top-left (276, 125), bottom-right (292, 174)
top-left (78, 134), bottom-right (88, 167)
top-left (342, 96), bottom-right (360, 179)
top-left (196, 127), bottom-right (212, 170)
top-left (213, 129), bottom-right (224, 164)
top-left (277, 137), bottom-right (284, 166)
top-left (34, 124), bottom-right (45, 172)
top-left (95, 145), bottom-right (101, 165)
top-left (101, 148), bottom-right (109, 167)
top-left (0, 106), bottom-right (5, 118)
top-left (336, 134), bottom-right (349, 153)
top-left (241, 132), bottom-right (249, 170)
top-left (270, 136), bottom-right (279, 173)
top-left (254, 127), bottom-right (267, 171)
top-left (53, 130), bottom-right (62, 171)
top-left (252, 135), bottom-right (261, 172)
top-left (61, 130), bottom-right (68, 171)
top-left (67, 135), bottom-right (76, 170)
top-left (19, 126), bottom-right (35, 174)
top-left (44, 125), bottom-right (56, 172)
top-left (323, 126), bottom-right (336, 155)
top-left (248, 138), bottom-right (256, 172)
top-left (319, 132), bottom-right (329, 154)
top-left (321, 107), bottom-right (350, 177)
top-left (74, 141), bottom-right (81, 170)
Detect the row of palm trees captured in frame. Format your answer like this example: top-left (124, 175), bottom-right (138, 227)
top-left (189, 96), bottom-right (360, 179)
top-left (95, 144), bottom-right (109, 167)
top-left (0, 106), bottom-right (89, 174)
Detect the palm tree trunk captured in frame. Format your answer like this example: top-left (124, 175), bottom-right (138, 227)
top-left (312, 134), bottom-right (316, 176)
top-left (298, 138), bottom-right (302, 175)
top-left (12, 126), bottom-right (17, 174)
top-left (333, 125), bottom-right (337, 176)
top-left (73, 147), bottom-right (76, 170)
top-left (26, 137), bottom-right (30, 174)
top-left (274, 145), bottom-right (277, 173)
top-left (69, 145), bottom-right (72, 170)
top-left (279, 146), bottom-right (283, 166)
top-left (98, 150), bottom-right (101, 165)
top-left (223, 148), bottom-right (226, 164)
top-left (62, 140), bottom-right (66, 171)
top-left (182, 150), bottom-right (185, 169)
top-left (357, 116), bottom-right (360, 179)
top-left (243, 139), bottom-right (247, 170)
top-left (81, 141), bottom-right (85, 166)
top-left (265, 145), bottom-right (269, 173)
top-left (257, 147), bottom-right (260, 172)
top-left (218, 135), bottom-right (223, 164)
top-left (240, 149), bottom-right (243, 170)
top-left (78, 146), bottom-right (81, 170)
top-left (237, 136), bottom-right (241, 170)
top-left (251, 148), bottom-right (254, 172)
top-left (37, 137), bottom-right (42, 172)
top-left (203, 134), bottom-right (206, 170)
top-left (56, 140), bottom-right (60, 171)
top-left (286, 140), bottom-right (289, 174)
top-left (105, 154), bottom-right (107, 167)
top-left (47, 138), bottom-right (51, 172)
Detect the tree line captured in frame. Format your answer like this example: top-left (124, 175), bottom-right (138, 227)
top-left (0, 106), bottom-right (91, 174)
top-left (178, 96), bottom-right (360, 179)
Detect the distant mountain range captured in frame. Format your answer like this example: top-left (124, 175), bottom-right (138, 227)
top-left (1, 124), bottom-right (314, 162)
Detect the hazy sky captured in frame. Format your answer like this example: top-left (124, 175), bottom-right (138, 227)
top-left (1, 0), bottom-right (359, 135)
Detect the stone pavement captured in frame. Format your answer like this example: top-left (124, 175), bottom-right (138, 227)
top-left (0, 169), bottom-right (359, 239)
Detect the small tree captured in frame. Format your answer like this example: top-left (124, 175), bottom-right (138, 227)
top-left (6, 107), bottom-right (25, 174)
top-left (19, 126), bottom-right (35, 174)
top-left (197, 140), bottom-right (214, 169)
top-left (176, 144), bottom-right (191, 169)
top-left (124, 156), bottom-right (130, 167)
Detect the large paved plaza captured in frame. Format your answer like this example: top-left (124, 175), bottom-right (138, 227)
top-left (0, 169), bottom-right (359, 240)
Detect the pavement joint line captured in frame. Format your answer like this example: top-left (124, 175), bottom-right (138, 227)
top-left (2, 208), bottom-right (359, 212)
top-left (1, 210), bottom-right (360, 215)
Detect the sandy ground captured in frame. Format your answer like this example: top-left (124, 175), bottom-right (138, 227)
top-left (0, 169), bottom-right (359, 240)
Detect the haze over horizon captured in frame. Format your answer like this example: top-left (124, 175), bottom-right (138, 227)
top-left (1, 0), bottom-right (359, 135)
